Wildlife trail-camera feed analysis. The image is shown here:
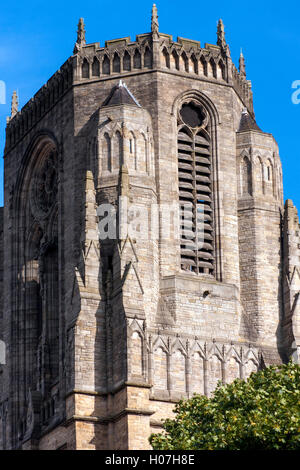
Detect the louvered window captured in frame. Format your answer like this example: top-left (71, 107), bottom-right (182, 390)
top-left (178, 102), bottom-right (214, 275)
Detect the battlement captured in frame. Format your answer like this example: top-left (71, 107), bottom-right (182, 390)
top-left (4, 8), bottom-right (254, 154)
top-left (73, 26), bottom-right (253, 114)
top-left (5, 58), bottom-right (73, 153)
top-left (1, 5), bottom-right (293, 451)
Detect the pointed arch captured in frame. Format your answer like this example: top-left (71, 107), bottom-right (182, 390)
top-left (217, 60), bottom-right (225, 80)
top-left (133, 49), bottom-right (141, 69)
top-left (140, 133), bottom-right (148, 174)
top-left (241, 155), bottom-right (252, 196)
top-left (170, 50), bottom-right (179, 70)
top-left (173, 89), bottom-right (221, 279)
top-left (112, 130), bottom-right (123, 169)
top-left (254, 155), bottom-right (264, 194)
top-left (178, 118), bottom-right (213, 274)
top-left (153, 347), bottom-right (168, 391)
top-left (191, 54), bottom-right (198, 74)
top-left (161, 47), bottom-right (170, 68)
top-left (130, 331), bottom-right (143, 377)
top-left (244, 359), bottom-right (258, 379)
top-left (180, 51), bottom-right (189, 72)
top-left (113, 53), bottom-right (121, 73)
top-left (82, 58), bottom-right (90, 79)
top-left (207, 354), bottom-right (222, 395)
top-left (102, 133), bottom-right (111, 172)
top-left (13, 133), bottom-right (61, 429)
top-left (266, 158), bottom-right (275, 196)
top-left (144, 47), bottom-right (152, 69)
top-left (92, 57), bottom-right (100, 77)
top-left (191, 351), bottom-right (205, 395)
top-left (128, 131), bottom-right (137, 171)
top-left (102, 55), bottom-right (110, 75)
top-left (170, 349), bottom-right (186, 394)
top-left (123, 50), bottom-right (131, 71)
top-left (199, 56), bottom-right (207, 76)
top-left (208, 58), bottom-right (217, 78)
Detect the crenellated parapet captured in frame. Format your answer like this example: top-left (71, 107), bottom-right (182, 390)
top-left (5, 59), bottom-right (73, 154)
top-left (2, 4), bottom-right (292, 450)
top-left (5, 7), bottom-right (255, 157)
top-left (73, 34), bottom-right (154, 82)
top-left (158, 36), bottom-right (228, 81)
top-left (73, 33), bottom-right (231, 81)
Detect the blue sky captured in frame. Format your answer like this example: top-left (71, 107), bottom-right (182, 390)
top-left (0, 0), bottom-right (299, 208)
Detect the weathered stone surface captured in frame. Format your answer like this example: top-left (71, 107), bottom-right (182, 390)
top-left (0, 7), bottom-right (298, 450)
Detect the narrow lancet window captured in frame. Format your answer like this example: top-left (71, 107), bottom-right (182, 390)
top-left (82, 59), bottom-right (90, 79)
top-left (178, 102), bottom-right (214, 275)
top-left (241, 156), bottom-right (252, 195)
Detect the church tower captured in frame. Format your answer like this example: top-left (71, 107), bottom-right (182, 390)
top-left (0, 6), bottom-right (299, 450)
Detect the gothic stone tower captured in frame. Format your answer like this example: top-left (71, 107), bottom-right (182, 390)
top-left (0, 6), bottom-right (299, 450)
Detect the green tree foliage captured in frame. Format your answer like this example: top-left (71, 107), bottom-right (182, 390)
top-left (150, 362), bottom-right (300, 450)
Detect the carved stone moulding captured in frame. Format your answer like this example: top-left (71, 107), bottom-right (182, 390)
top-left (30, 148), bottom-right (58, 223)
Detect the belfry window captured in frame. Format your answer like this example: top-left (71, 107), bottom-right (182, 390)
top-left (178, 102), bottom-right (214, 275)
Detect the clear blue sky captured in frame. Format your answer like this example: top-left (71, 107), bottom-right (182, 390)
top-left (0, 0), bottom-right (299, 208)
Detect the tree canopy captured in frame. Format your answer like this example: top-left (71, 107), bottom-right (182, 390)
top-left (150, 362), bottom-right (300, 450)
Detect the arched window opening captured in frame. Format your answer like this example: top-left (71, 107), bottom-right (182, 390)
top-left (171, 50), bottom-right (179, 70)
top-left (113, 131), bottom-right (123, 169)
top-left (255, 157), bottom-right (264, 194)
top-left (92, 57), bottom-right (100, 77)
top-left (144, 48), bottom-right (152, 68)
top-left (18, 143), bottom-right (60, 434)
top-left (181, 52), bottom-right (189, 72)
top-left (103, 133), bottom-right (112, 172)
top-left (133, 50), bottom-right (141, 69)
top-left (200, 56), bottom-right (207, 76)
top-left (208, 59), bottom-right (216, 78)
top-left (265, 161), bottom-right (275, 196)
top-left (123, 51), bottom-right (131, 71)
top-left (128, 132), bottom-right (137, 170)
top-left (102, 55), bottom-right (110, 75)
top-left (113, 54), bottom-right (121, 73)
top-left (241, 156), bottom-right (252, 196)
top-left (217, 61), bottom-right (225, 80)
top-left (191, 54), bottom-right (198, 74)
top-left (82, 59), bottom-right (90, 79)
top-left (178, 102), bottom-right (214, 276)
top-left (162, 48), bottom-right (170, 68)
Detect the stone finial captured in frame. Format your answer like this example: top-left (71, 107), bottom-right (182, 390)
top-left (217, 19), bottom-right (226, 49)
top-left (217, 19), bottom-right (230, 57)
top-left (151, 4), bottom-right (159, 39)
top-left (77, 18), bottom-right (86, 45)
top-left (11, 91), bottom-right (18, 117)
top-left (73, 18), bottom-right (86, 53)
top-left (239, 49), bottom-right (246, 76)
